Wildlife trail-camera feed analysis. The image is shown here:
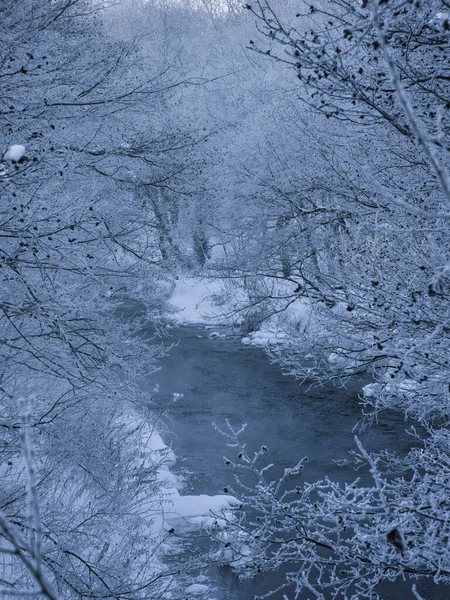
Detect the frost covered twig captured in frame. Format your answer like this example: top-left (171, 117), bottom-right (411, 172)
top-left (0, 511), bottom-right (58, 600)
top-left (0, 399), bottom-right (58, 599)
top-left (207, 423), bottom-right (450, 598)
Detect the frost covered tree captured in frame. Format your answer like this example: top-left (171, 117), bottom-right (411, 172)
top-left (203, 1), bottom-right (450, 597)
top-left (239, 0), bottom-right (450, 404)
top-left (0, 1), bottom-right (185, 597)
top-left (98, 0), bottom-right (236, 270)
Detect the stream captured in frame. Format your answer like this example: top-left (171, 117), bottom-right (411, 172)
top-left (140, 323), bottom-right (445, 600)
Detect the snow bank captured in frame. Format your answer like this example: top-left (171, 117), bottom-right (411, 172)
top-left (242, 330), bottom-right (288, 347)
top-left (185, 583), bottom-right (209, 596)
top-left (363, 378), bottom-right (419, 399)
top-left (169, 276), bottom-right (314, 348)
top-left (167, 494), bottom-right (242, 520)
top-left (241, 293), bottom-right (313, 349)
top-left (148, 430), bottom-right (176, 467)
top-left (169, 277), bottom-right (227, 324)
top-left (121, 411), bottom-right (241, 534)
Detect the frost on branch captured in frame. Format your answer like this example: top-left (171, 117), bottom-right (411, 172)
top-left (210, 422), bottom-right (450, 599)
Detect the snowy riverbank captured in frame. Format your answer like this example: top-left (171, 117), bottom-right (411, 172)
top-left (123, 409), bottom-right (241, 598)
top-left (168, 276), bottom-right (313, 348)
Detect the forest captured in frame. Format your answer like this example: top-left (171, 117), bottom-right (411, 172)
top-left (1, 0), bottom-right (450, 598)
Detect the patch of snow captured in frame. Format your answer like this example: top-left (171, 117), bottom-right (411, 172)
top-left (3, 144), bottom-right (26, 162)
top-left (185, 583), bottom-right (209, 596)
top-left (237, 280), bottom-right (314, 347)
top-left (156, 467), bottom-right (178, 486)
top-left (363, 377), bottom-right (420, 401)
top-left (214, 530), bottom-right (253, 569)
top-left (208, 331), bottom-right (226, 339)
top-left (328, 352), bottom-right (340, 364)
top-left (148, 431), bottom-right (177, 467)
top-left (169, 278), bottom-right (227, 324)
top-left (166, 494), bottom-right (242, 519)
top-left (241, 330), bottom-right (288, 347)
top-left (362, 383), bottom-right (379, 398)
top-left (189, 515), bottom-right (227, 530)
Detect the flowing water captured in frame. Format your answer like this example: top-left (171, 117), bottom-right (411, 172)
top-left (139, 323), bottom-right (445, 600)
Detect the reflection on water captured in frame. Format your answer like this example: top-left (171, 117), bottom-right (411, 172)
top-left (141, 325), bottom-right (446, 600)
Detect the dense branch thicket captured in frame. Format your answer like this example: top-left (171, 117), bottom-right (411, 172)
top-left (0, 1), bottom-right (181, 597)
top-left (199, 1), bottom-right (450, 598)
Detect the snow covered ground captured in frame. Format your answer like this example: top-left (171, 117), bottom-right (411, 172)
top-left (169, 276), bottom-right (313, 349)
top-left (168, 277), bottom-right (234, 325)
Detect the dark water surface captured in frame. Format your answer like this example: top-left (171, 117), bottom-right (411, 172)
top-left (141, 324), bottom-right (444, 600)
